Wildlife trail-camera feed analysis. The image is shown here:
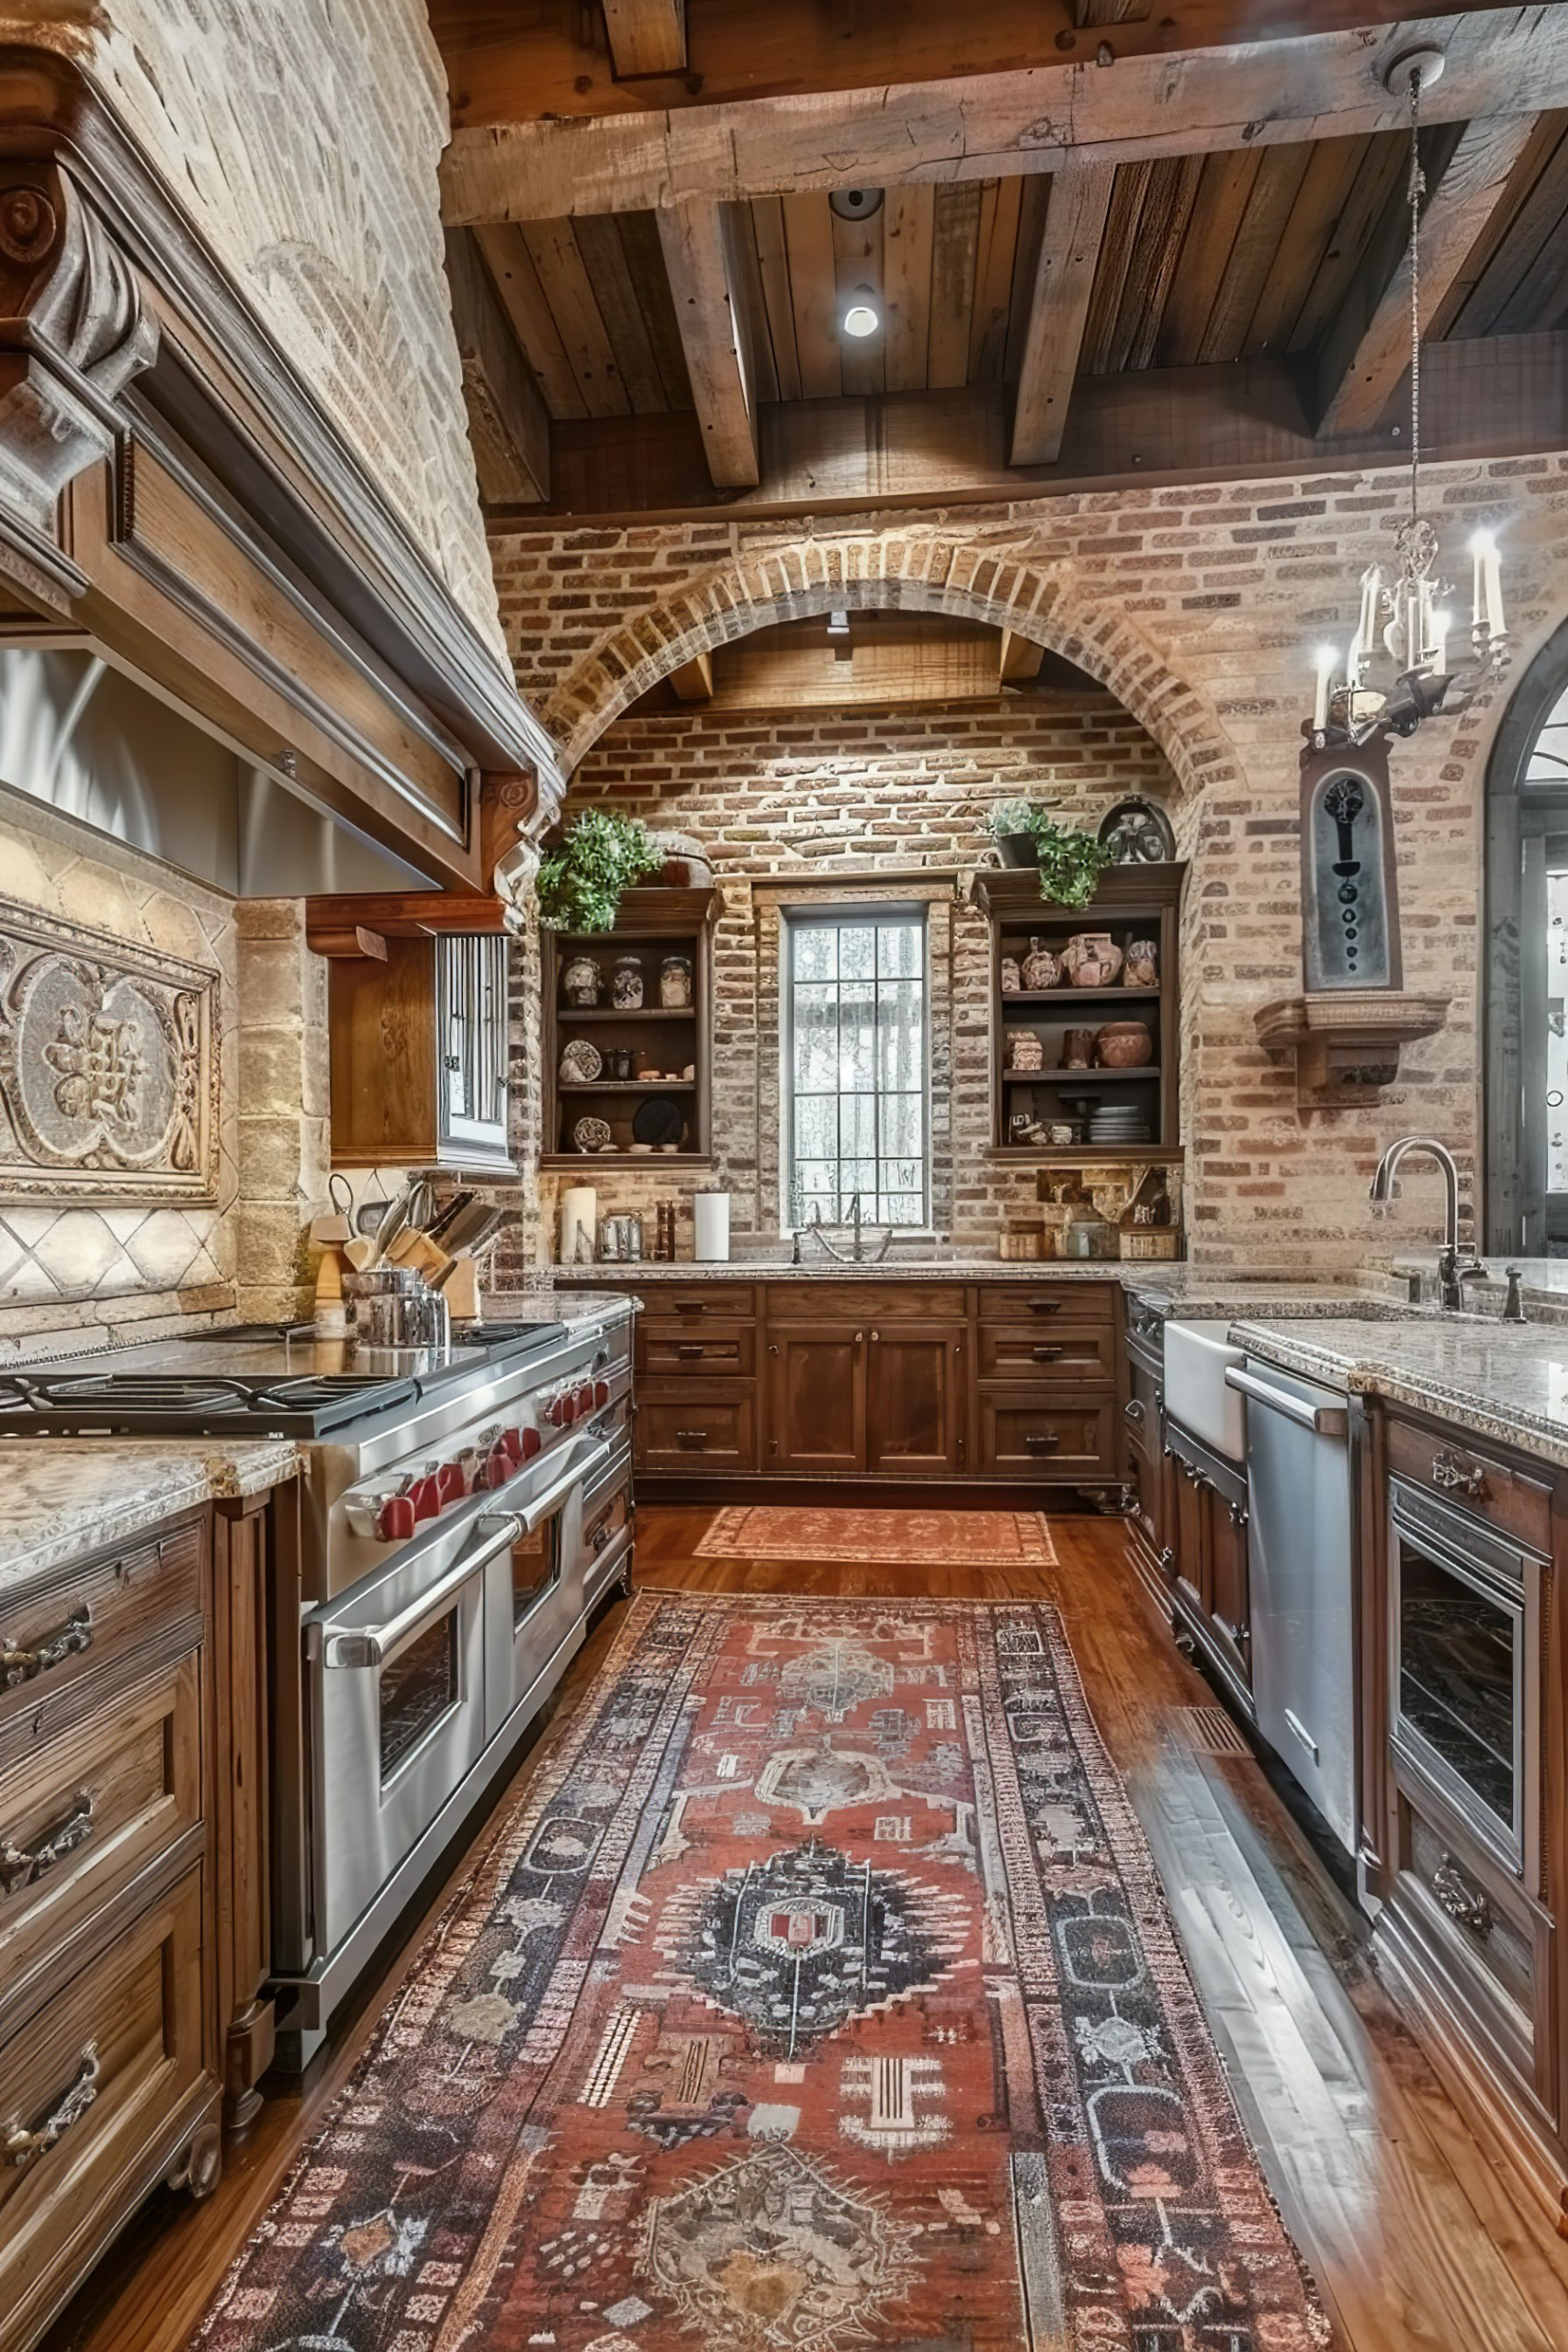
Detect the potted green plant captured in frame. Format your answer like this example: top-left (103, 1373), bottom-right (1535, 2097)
top-left (536, 808), bottom-right (665, 932)
top-left (986, 799), bottom-right (1113, 910)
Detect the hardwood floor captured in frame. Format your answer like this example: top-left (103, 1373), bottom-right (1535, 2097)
top-left (44, 1506), bottom-right (1568, 2352)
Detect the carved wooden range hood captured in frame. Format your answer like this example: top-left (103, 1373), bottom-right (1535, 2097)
top-left (0, 44), bottom-right (560, 897)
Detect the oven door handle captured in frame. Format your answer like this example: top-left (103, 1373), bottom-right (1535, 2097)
top-left (319, 1513), bottom-right (523, 1670)
top-left (511, 1434), bottom-right (613, 1535)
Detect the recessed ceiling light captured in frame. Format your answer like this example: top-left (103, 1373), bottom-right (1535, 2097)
top-left (829, 187), bottom-right (885, 220)
top-left (841, 288), bottom-right (881, 338)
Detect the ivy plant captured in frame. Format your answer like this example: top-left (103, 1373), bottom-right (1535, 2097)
top-left (987, 798), bottom-right (1113, 910)
top-left (536, 809), bottom-right (665, 932)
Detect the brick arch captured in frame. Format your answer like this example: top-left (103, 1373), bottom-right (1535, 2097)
top-left (540, 532), bottom-right (1239, 799)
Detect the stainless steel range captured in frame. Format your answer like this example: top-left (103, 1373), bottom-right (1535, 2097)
top-left (0, 1310), bottom-right (636, 2066)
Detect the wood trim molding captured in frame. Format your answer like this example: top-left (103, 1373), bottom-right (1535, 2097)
top-left (0, 44), bottom-right (563, 838)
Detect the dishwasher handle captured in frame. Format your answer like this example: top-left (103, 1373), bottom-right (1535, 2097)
top-left (1224, 1363), bottom-right (1348, 1439)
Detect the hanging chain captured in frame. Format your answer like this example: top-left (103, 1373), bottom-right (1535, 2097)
top-left (1407, 62), bottom-right (1425, 527)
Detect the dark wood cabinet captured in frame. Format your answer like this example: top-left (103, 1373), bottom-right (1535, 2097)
top-left (765, 1323), bottom-right (866, 1472)
top-left (541, 887), bottom-right (718, 1170)
top-left (323, 928), bottom-right (513, 1173)
top-left (1165, 1428), bottom-right (1251, 1708)
top-left (1122, 1347), bottom-right (1167, 1572)
top-left (866, 1324), bottom-right (963, 1476)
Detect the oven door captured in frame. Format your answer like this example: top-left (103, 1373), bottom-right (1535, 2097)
top-left (307, 1508), bottom-right (517, 1959)
top-left (1389, 1477), bottom-right (1533, 1875)
top-left (482, 1425), bottom-right (622, 1742)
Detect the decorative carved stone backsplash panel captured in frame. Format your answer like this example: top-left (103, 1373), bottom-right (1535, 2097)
top-left (0, 896), bottom-right (220, 1203)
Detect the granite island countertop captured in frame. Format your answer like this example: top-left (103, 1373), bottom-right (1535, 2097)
top-left (1230, 1315), bottom-right (1568, 1473)
top-left (0, 1438), bottom-right (300, 1598)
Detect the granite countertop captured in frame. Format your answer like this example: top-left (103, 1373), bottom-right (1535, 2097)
top-left (1232, 1315), bottom-right (1568, 1473)
top-left (483, 1285), bottom-right (637, 1329)
top-left (0, 1438), bottom-right (300, 1597)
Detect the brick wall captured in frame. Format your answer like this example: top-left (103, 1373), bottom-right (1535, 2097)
top-left (10, 0), bottom-right (505, 663)
top-left (493, 449), bottom-right (1568, 1275)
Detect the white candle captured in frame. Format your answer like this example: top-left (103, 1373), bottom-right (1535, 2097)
top-left (1431, 608), bottom-right (1450, 675)
top-left (1485, 545), bottom-right (1506, 639)
top-left (1471, 530), bottom-right (1494, 630)
top-left (1313, 644), bottom-right (1336, 732)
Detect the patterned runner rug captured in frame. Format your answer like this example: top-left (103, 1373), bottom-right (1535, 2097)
top-left (197, 1592), bottom-right (1326, 2351)
top-left (694, 1503), bottom-right (1057, 1566)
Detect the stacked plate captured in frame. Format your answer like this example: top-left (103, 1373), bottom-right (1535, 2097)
top-left (1088, 1104), bottom-right (1151, 1145)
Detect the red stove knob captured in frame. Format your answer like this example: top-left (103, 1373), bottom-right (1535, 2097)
top-left (482, 1445), bottom-right (512, 1489)
top-left (551, 1392), bottom-right (576, 1427)
top-left (577, 1382), bottom-right (595, 1415)
top-left (500, 1427), bottom-right (524, 1464)
top-left (593, 1378), bottom-right (610, 1408)
top-left (436, 1461), bottom-right (465, 1505)
top-left (410, 1475), bottom-right (442, 1523)
top-left (521, 1425), bottom-right (542, 1460)
top-left (376, 1493), bottom-right (415, 1543)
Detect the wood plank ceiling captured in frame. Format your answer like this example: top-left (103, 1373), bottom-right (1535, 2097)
top-left (430, 6), bottom-right (1568, 521)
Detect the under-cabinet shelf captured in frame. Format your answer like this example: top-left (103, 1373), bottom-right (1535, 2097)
top-left (1001, 986), bottom-right (1163, 1006)
top-left (1001, 1069), bottom-right (1159, 1085)
top-left (556, 1006), bottom-right (698, 1023)
top-left (558, 1080), bottom-right (698, 1093)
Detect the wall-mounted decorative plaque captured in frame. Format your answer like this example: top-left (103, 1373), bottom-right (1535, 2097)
top-left (1299, 738), bottom-right (1402, 992)
top-left (0, 897), bottom-right (220, 1202)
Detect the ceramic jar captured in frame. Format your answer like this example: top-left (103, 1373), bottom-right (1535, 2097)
top-left (1061, 1026), bottom-right (1096, 1070)
top-left (1006, 1029), bottom-right (1045, 1072)
top-left (1063, 932), bottom-right (1124, 988)
top-left (999, 955), bottom-right (1021, 995)
top-left (561, 954), bottom-right (602, 1008)
top-left (611, 952), bottom-right (644, 1009)
top-left (660, 953), bottom-right (694, 1009)
top-left (558, 1037), bottom-right (603, 1083)
top-left (1021, 935), bottom-right (1060, 990)
top-left (1122, 937), bottom-right (1159, 987)
top-left (1093, 1019), bottom-right (1154, 1069)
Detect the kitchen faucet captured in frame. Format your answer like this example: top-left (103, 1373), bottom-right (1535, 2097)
top-left (1368, 1136), bottom-right (1485, 1309)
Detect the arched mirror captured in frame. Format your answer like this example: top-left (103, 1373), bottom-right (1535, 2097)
top-left (1485, 616), bottom-right (1568, 1254)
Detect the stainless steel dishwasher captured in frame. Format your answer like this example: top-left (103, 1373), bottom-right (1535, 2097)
top-left (1225, 1356), bottom-right (1356, 1854)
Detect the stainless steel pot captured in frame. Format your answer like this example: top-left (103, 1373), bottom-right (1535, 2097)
top-left (348, 1264), bottom-right (452, 1351)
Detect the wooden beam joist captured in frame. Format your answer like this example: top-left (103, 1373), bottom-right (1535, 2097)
top-left (669, 649), bottom-right (714, 699)
top-left (999, 629), bottom-right (1048, 684)
top-left (440, 11), bottom-right (1568, 222)
top-left (484, 334), bottom-right (1568, 529)
top-left (601, 0), bottom-right (687, 78)
top-left (1010, 160), bottom-right (1115, 466)
top-left (1316, 111), bottom-right (1544, 438)
top-left (444, 231), bottom-right (550, 503)
top-left (655, 199), bottom-right (761, 487)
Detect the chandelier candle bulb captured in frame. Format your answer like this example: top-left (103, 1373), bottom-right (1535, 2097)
top-left (1432, 609), bottom-right (1450, 675)
top-left (1313, 645), bottom-right (1336, 733)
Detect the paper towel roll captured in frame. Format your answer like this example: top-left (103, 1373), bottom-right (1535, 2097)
top-left (560, 1186), bottom-right (597, 1264)
top-left (694, 1189), bottom-right (730, 1262)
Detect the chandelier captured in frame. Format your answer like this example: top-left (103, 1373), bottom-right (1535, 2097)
top-left (1306, 45), bottom-right (1508, 751)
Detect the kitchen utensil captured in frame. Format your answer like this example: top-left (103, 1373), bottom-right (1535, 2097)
top-left (446, 1202), bottom-right (508, 1258)
top-left (344, 1235), bottom-right (378, 1272)
top-left (348, 1263), bottom-right (451, 1351)
top-left (329, 1173), bottom-right (355, 1219)
top-left (354, 1178), bottom-right (390, 1238)
top-left (373, 1178), bottom-right (418, 1261)
top-left (405, 1175), bottom-right (436, 1233)
top-left (426, 1188), bottom-right (477, 1244)
top-left (632, 1094), bottom-right (684, 1146)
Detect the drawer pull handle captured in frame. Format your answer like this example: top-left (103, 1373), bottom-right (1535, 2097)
top-left (1123, 1397), bottom-right (1145, 1423)
top-left (1023, 1432), bottom-right (1061, 1454)
top-left (0, 1792), bottom-right (93, 1894)
top-left (675, 1343), bottom-right (705, 1359)
top-left (0, 1605), bottom-right (92, 1688)
top-left (1025, 1300), bottom-right (1064, 1316)
top-left (5, 2043), bottom-right (99, 2172)
top-left (1430, 1448), bottom-right (1488, 1500)
top-left (1032, 1344), bottom-right (1066, 1362)
top-left (1433, 1857), bottom-right (1494, 1939)
top-left (675, 1429), bottom-right (710, 1448)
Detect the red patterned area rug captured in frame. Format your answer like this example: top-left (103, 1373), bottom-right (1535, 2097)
top-left (197, 1592), bottom-right (1327, 2351)
top-left (694, 1503), bottom-right (1057, 1567)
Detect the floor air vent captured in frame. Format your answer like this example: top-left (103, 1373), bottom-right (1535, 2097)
top-left (1170, 1704), bottom-right (1249, 1757)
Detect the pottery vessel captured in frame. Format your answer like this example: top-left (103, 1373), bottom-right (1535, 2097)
top-left (660, 953), bottom-right (694, 1009)
top-left (1063, 932), bottom-right (1124, 988)
top-left (1006, 1030), bottom-right (1045, 1072)
top-left (1093, 1020), bottom-right (1154, 1069)
top-left (1061, 1026), bottom-right (1096, 1070)
top-left (611, 952), bottom-right (644, 1009)
top-left (1021, 935), bottom-right (1060, 990)
top-left (1122, 937), bottom-right (1159, 987)
top-left (558, 1037), bottom-right (603, 1084)
top-left (999, 955), bottom-right (1021, 995)
top-left (561, 954), bottom-right (602, 1008)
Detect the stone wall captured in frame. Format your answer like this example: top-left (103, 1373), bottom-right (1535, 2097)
top-left (6, 0), bottom-right (506, 664)
top-left (492, 447), bottom-right (1568, 1274)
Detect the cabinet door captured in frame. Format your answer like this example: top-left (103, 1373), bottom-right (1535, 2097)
top-left (1206, 1487), bottom-right (1251, 1687)
top-left (765, 1325), bottom-right (866, 1472)
top-left (437, 934), bottom-right (511, 1168)
top-left (867, 1325), bottom-right (962, 1476)
top-left (1171, 1460), bottom-right (1210, 1620)
top-left (1123, 1357), bottom-right (1165, 1560)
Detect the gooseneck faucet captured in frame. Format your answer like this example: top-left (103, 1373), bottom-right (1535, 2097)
top-left (1369, 1136), bottom-right (1483, 1309)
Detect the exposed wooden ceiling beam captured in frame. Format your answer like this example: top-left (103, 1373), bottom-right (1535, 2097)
top-left (634, 619), bottom-right (1104, 715)
top-left (439, 12), bottom-right (1568, 223)
top-left (999, 628), bottom-right (1048, 684)
top-left (444, 232), bottom-right (549, 504)
top-left (483, 333), bottom-right (1568, 528)
top-left (434, 3), bottom-right (1480, 130)
top-left (601, 0), bottom-right (686, 79)
top-left (655, 200), bottom-right (761, 487)
top-left (1316, 111), bottom-right (1543, 438)
top-left (1010, 160), bottom-right (1114, 466)
top-left (669, 649), bottom-right (714, 700)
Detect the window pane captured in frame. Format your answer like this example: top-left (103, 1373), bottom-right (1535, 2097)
top-left (785, 913), bottom-right (928, 1228)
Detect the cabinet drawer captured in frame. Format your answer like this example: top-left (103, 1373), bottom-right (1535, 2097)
top-left (977, 1283), bottom-right (1116, 1325)
top-left (635, 1283), bottom-right (756, 1319)
top-left (765, 1282), bottom-right (964, 1323)
top-left (1386, 1417), bottom-right (1551, 1555)
top-left (978, 1392), bottom-right (1116, 1476)
top-left (0, 1864), bottom-right (210, 2348)
top-left (977, 1322), bottom-right (1116, 1384)
top-left (638, 1385), bottom-right (757, 1473)
top-left (0, 1518), bottom-right (204, 1742)
top-left (640, 1320), bottom-right (756, 1377)
top-left (0, 1657), bottom-right (201, 2041)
